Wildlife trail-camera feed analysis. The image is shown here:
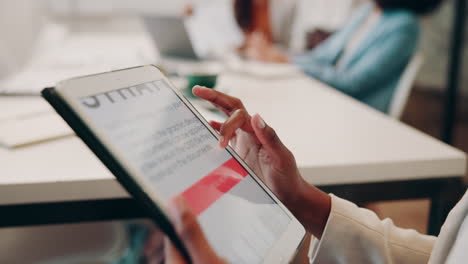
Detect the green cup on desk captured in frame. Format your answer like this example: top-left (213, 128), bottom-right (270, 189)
top-left (185, 74), bottom-right (218, 97)
top-left (180, 62), bottom-right (223, 98)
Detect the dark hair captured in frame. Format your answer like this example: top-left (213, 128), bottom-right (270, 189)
top-left (234, 0), bottom-right (254, 33)
top-left (374, 0), bottom-right (444, 15)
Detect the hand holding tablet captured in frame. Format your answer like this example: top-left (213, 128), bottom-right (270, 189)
top-left (42, 65), bottom-right (310, 263)
top-left (192, 85), bottom-right (307, 211)
top-left (151, 85), bottom-right (332, 263)
top-left (192, 85), bottom-right (332, 240)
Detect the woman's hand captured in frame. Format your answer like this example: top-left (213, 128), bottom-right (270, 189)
top-left (182, 4), bottom-right (194, 16)
top-left (193, 85), bottom-right (301, 206)
top-left (193, 86), bottom-right (331, 238)
top-left (143, 196), bottom-right (226, 264)
top-left (244, 32), bottom-right (290, 63)
top-left (142, 87), bottom-right (331, 262)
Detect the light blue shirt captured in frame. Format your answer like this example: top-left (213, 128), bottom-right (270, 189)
top-left (293, 4), bottom-right (420, 113)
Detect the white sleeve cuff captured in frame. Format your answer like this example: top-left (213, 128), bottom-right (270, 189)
top-left (309, 194), bottom-right (435, 264)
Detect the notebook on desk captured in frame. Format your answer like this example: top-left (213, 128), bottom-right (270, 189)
top-left (0, 111), bottom-right (73, 148)
top-left (0, 97), bottom-right (73, 148)
top-left (224, 54), bottom-right (301, 79)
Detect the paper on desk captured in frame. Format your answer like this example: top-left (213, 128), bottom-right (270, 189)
top-left (0, 111), bottom-right (73, 148)
top-left (224, 55), bottom-right (301, 79)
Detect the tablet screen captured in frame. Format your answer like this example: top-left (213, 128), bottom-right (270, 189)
top-left (77, 80), bottom-right (292, 263)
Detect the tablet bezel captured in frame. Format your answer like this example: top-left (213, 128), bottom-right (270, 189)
top-left (56, 65), bottom-right (305, 263)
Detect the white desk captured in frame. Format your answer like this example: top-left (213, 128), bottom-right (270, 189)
top-left (0, 71), bottom-right (466, 234)
top-left (214, 73), bottom-right (466, 185)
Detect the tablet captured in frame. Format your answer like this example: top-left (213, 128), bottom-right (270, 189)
top-left (42, 65), bottom-right (305, 263)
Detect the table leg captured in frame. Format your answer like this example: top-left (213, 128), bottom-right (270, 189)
top-left (428, 179), bottom-right (466, 236)
top-left (428, 193), bottom-right (444, 236)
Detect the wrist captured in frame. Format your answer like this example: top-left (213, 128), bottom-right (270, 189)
top-left (286, 177), bottom-right (331, 239)
top-left (270, 48), bottom-right (290, 63)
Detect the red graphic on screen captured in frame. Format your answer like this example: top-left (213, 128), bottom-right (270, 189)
top-left (181, 158), bottom-right (249, 215)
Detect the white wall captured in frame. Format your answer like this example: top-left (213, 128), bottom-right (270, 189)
top-left (0, 0), bottom-right (46, 78)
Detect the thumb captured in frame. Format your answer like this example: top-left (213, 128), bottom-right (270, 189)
top-left (251, 114), bottom-right (289, 159)
top-left (168, 196), bottom-right (223, 263)
top-left (164, 236), bottom-right (185, 264)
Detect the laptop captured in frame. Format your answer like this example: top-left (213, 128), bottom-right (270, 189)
top-left (143, 16), bottom-right (200, 61)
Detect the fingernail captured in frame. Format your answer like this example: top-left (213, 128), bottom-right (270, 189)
top-left (192, 85), bottom-right (203, 91)
top-left (232, 109), bottom-right (241, 116)
top-left (219, 136), bottom-right (225, 147)
top-left (256, 115), bottom-right (266, 129)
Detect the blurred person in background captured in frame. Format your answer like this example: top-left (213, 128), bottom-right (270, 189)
top-left (234, 0), bottom-right (296, 51)
top-left (179, 0), bottom-right (296, 59)
top-left (234, 0), bottom-right (274, 50)
top-left (241, 0), bottom-right (444, 113)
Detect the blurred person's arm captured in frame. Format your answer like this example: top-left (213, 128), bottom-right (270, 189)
top-left (244, 32), bottom-right (290, 62)
top-left (251, 0), bottom-right (273, 42)
top-left (290, 34), bottom-right (342, 66)
top-left (236, 0), bottom-right (274, 51)
top-left (304, 29), bottom-right (334, 50)
top-left (293, 20), bottom-right (418, 99)
top-left (243, 26), bottom-right (339, 63)
top-left (183, 4), bottom-right (194, 16)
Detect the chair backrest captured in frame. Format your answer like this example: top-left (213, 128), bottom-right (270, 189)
top-left (388, 53), bottom-right (424, 119)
